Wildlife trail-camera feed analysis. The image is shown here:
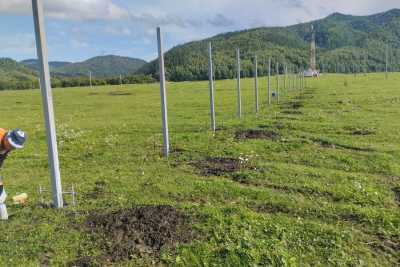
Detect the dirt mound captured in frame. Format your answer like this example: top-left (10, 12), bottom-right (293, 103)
top-left (235, 129), bottom-right (280, 141)
top-left (281, 110), bottom-right (303, 115)
top-left (108, 91), bottom-right (132, 96)
top-left (351, 129), bottom-right (375, 136)
top-left (282, 101), bottom-right (304, 110)
top-left (312, 138), bottom-right (374, 152)
top-left (192, 157), bottom-right (249, 176)
top-left (86, 205), bottom-right (194, 263)
top-left (68, 256), bottom-right (96, 267)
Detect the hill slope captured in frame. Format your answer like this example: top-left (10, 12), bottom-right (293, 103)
top-left (138, 9), bottom-right (400, 81)
top-left (53, 55), bottom-right (147, 77)
top-left (0, 58), bottom-right (37, 90)
top-left (20, 59), bottom-right (71, 72)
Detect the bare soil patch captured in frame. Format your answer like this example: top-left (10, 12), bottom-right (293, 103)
top-left (68, 256), bottom-right (96, 267)
top-left (108, 91), bottom-right (132, 96)
top-left (235, 129), bottom-right (280, 141)
top-left (192, 157), bottom-right (251, 176)
top-left (312, 138), bottom-right (374, 152)
top-left (282, 101), bottom-right (304, 110)
top-left (84, 205), bottom-right (194, 263)
top-left (281, 110), bottom-right (303, 115)
top-left (351, 129), bottom-right (375, 136)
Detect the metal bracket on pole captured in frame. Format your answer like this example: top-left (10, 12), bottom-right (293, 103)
top-left (157, 27), bottom-right (170, 157)
top-left (39, 184), bottom-right (76, 207)
top-left (236, 48), bottom-right (242, 118)
top-left (32, 0), bottom-right (63, 209)
top-left (208, 42), bottom-right (216, 132)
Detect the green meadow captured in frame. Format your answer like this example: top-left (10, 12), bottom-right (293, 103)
top-left (0, 73), bottom-right (399, 266)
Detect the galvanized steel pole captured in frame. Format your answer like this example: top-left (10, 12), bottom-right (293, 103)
top-left (236, 48), bottom-right (242, 118)
top-left (284, 65), bottom-right (287, 90)
top-left (276, 62), bottom-right (280, 103)
top-left (208, 42), bottom-right (216, 132)
top-left (268, 58), bottom-right (271, 105)
top-left (157, 27), bottom-right (170, 157)
top-left (385, 44), bottom-right (389, 80)
top-left (89, 71), bottom-right (92, 88)
top-left (254, 55), bottom-right (259, 113)
top-left (32, 0), bottom-right (63, 208)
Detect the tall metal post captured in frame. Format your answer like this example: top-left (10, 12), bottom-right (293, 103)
top-left (89, 71), bottom-right (92, 88)
top-left (157, 27), bottom-right (170, 157)
top-left (385, 44), bottom-right (389, 80)
top-left (267, 58), bottom-right (271, 105)
top-left (236, 48), bottom-right (242, 118)
top-left (254, 55), bottom-right (259, 113)
top-left (208, 42), bottom-right (216, 132)
top-left (304, 70), bottom-right (307, 89)
top-left (120, 74), bottom-right (122, 87)
top-left (284, 65), bottom-right (287, 90)
top-left (276, 62), bottom-right (280, 103)
top-left (290, 67), bottom-right (293, 90)
top-left (32, 0), bottom-right (63, 208)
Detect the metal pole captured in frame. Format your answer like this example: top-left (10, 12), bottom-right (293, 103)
top-left (284, 65), bottom-right (287, 90)
top-left (32, 0), bottom-right (63, 209)
top-left (157, 27), bottom-right (170, 157)
top-left (236, 48), bottom-right (242, 118)
top-left (120, 74), bottom-right (122, 87)
top-left (254, 55), bottom-right (259, 113)
top-left (89, 71), bottom-right (92, 88)
top-left (386, 44), bottom-right (389, 80)
top-left (268, 58), bottom-right (271, 105)
top-left (304, 69), bottom-right (307, 89)
top-left (276, 62), bottom-right (280, 103)
top-left (208, 42), bottom-right (216, 132)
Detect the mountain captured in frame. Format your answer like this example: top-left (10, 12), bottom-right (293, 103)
top-left (52, 55), bottom-right (147, 77)
top-left (21, 55), bottom-right (147, 78)
top-left (20, 59), bottom-right (71, 72)
top-left (138, 9), bottom-right (400, 81)
top-left (0, 58), bottom-right (37, 90)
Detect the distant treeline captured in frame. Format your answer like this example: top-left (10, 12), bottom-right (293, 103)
top-left (0, 74), bottom-right (156, 91)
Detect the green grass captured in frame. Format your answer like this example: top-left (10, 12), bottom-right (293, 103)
top-left (0, 73), bottom-right (399, 266)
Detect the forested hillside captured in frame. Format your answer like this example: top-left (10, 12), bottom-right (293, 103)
top-left (138, 9), bottom-right (400, 81)
top-left (0, 58), bottom-right (37, 90)
top-left (52, 55), bottom-right (147, 77)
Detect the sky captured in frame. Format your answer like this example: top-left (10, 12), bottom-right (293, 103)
top-left (1, 0), bottom-right (400, 63)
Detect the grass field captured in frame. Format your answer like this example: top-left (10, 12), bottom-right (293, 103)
top-left (0, 73), bottom-right (399, 266)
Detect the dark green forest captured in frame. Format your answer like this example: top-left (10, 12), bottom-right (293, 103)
top-left (138, 9), bottom-right (400, 81)
top-left (0, 58), bottom-right (154, 91)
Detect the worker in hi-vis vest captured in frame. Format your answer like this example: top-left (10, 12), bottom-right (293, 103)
top-left (0, 128), bottom-right (26, 220)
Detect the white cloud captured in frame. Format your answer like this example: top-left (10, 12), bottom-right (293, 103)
top-left (104, 26), bottom-right (131, 36)
top-left (0, 33), bottom-right (35, 55)
top-left (0, 0), bottom-right (128, 21)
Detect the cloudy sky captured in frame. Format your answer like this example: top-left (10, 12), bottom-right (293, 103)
top-left (1, 0), bottom-right (400, 62)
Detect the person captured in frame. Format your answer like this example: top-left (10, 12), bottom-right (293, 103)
top-left (0, 128), bottom-right (27, 220)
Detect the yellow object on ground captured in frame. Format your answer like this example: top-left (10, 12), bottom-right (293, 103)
top-left (12, 193), bottom-right (28, 205)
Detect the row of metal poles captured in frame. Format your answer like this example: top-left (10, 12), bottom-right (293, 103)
top-left (157, 27), bottom-right (307, 158)
top-left (31, 0), bottom-right (307, 209)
